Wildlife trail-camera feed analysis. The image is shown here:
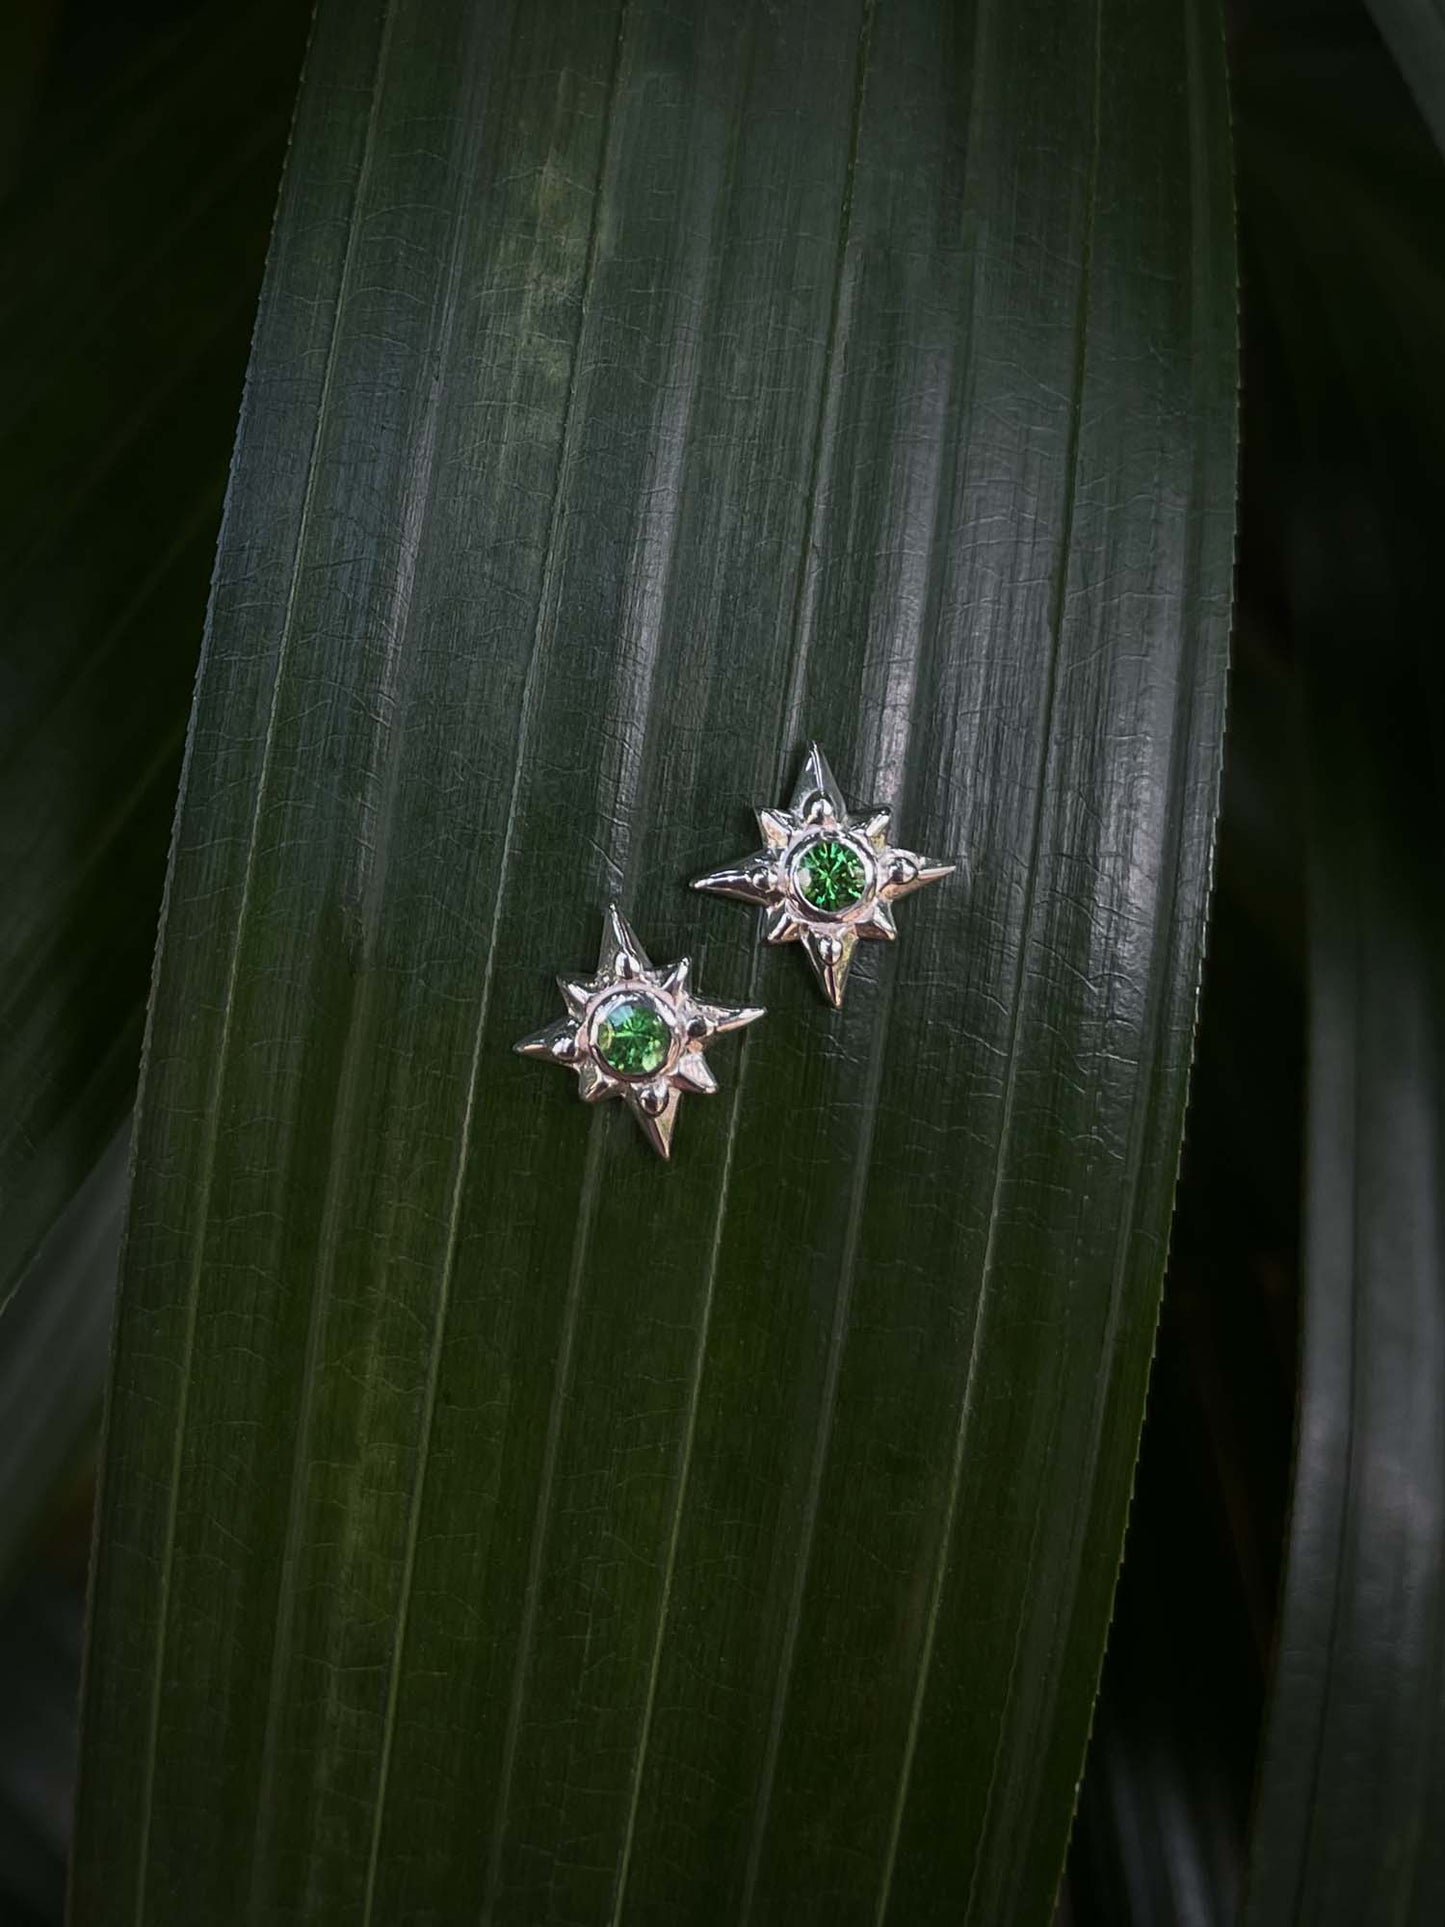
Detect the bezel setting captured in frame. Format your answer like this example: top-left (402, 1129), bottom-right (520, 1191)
top-left (589, 990), bottom-right (679, 1079)
top-left (788, 832), bottom-right (874, 918)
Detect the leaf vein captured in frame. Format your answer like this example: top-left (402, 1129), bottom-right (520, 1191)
top-left (874, 0), bottom-right (1104, 1914)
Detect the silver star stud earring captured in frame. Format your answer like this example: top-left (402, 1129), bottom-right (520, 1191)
top-left (691, 742), bottom-right (955, 1008)
top-left (515, 904), bottom-right (765, 1159)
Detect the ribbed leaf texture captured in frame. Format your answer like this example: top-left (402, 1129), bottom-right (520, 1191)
top-left (74, 0), bottom-right (1237, 1920)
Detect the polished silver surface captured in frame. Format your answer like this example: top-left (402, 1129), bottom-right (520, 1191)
top-left (692, 742), bottom-right (955, 1008)
top-left (514, 904), bottom-right (765, 1159)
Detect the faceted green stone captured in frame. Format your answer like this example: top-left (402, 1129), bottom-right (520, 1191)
top-left (594, 996), bottom-right (671, 1076)
top-left (795, 836), bottom-right (867, 913)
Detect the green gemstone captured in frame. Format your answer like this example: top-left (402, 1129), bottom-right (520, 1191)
top-left (795, 836), bottom-right (867, 912)
top-left (594, 996), bottom-right (671, 1076)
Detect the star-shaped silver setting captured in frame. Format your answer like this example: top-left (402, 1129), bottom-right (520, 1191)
top-left (514, 905), bottom-right (764, 1159)
top-left (691, 742), bottom-right (955, 1008)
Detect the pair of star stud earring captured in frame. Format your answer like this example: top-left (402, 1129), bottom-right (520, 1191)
top-left (515, 743), bottom-right (956, 1158)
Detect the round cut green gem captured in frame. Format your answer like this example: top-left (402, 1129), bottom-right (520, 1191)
top-left (795, 836), bottom-right (867, 913)
top-left (594, 996), bottom-right (671, 1076)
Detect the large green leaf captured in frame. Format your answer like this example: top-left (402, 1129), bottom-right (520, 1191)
top-left (73, 0), bottom-right (1236, 1919)
top-left (0, 0), bottom-right (307, 1313)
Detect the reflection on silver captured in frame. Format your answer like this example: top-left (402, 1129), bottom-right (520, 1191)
top-left (515, 904), bottom-right (764, 1160)
top-left (692, 743), bottom-right (955, 1008)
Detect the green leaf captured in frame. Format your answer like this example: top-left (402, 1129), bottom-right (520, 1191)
top-left (73, 0), bottom-right (1236, 1919)
top-left (1246, 581), bottom-right (1445, 1927)
top-left (1065, 612), bottom-right (1310, 1926)
top-left (1238, 15), bottom-right (1445, 1923)
top-left (0, 0), bottom-right (307, 1313)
